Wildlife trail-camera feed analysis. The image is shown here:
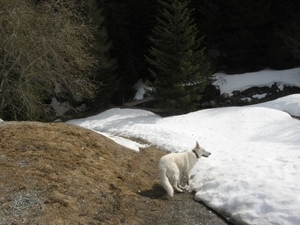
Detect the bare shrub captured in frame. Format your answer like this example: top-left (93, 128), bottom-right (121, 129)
top-left (0, 0), bottom-right (98, 120)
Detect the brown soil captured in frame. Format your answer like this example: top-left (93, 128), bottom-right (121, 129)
top-left (0, 122), bottom-right (230, 225)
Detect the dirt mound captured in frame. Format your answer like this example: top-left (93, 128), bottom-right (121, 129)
top-left (0, 122), bottom-right (229, 224)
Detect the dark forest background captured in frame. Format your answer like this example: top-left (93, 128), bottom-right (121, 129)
top-left (102, 0), bottom-right (300, 91)
top-left (1, 0), bottom-right (300, 121)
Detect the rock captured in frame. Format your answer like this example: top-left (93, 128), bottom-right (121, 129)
top-left (201, 102), bottom-right (210, 108)
top-left (232, 90), bottom-right (240, 95)
top-left (221, 93), bottom-right (230, 99)
top-left (210, 100), bottom-right (216, 107)
top-left (271, 83), bottom-right (279, 93)
top-left (197, 83), bottom-right (300, 112)
top-left (201, 84), bottom-right (221, 102)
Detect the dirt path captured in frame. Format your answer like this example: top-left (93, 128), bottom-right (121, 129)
top-left (0, 122), bottom-right (230, 224)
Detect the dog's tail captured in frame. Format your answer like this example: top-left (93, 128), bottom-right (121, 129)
top-left (159, 168), bottom-right (174, 197)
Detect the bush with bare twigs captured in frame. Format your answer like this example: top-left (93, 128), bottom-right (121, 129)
top-left (0, 0), bottom-right (112, 120)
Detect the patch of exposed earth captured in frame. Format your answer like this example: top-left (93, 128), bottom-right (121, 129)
top-left (0, 122), bottom-right (230, 224)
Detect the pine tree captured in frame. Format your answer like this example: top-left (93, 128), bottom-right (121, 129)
top-left (193, 0), bottom-right (273, 73)
top-left (87, 2), bottom-right (119, 110)
top-left (100, 0), bottom-right (139, 103)
top-left (146, 0), bottom-right (211, 113)
top-left (272, 0), bottom-right (300, 69)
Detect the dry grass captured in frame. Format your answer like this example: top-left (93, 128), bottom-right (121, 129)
top-left (0, 122), bottom-right (229, 224)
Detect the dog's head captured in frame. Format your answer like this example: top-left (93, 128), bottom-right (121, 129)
top-left (193, 141), bottom-right (211, 158)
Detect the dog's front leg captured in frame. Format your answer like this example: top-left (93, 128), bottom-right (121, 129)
top-left (179, 180), bottom-right (193, 192)
top-left (184, 175), bottom-right (192, 191)
top-left (183, 174), bottom-right (195, 193)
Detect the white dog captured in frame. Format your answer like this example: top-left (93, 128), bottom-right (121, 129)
top-left (158, 141), bottom-right (211, 197)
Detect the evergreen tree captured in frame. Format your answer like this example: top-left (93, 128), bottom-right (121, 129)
top-left (146, 0), bottom-right (211, 113)
top-left (127, 0), bottom-right (160, 79)
top-left (271, 0), bottom-right (300, 69)
top-left (87, 2), bottom-right (119, 109)
top-left (193, 0), bottom-right (273, 73)
top-left (100, 0), bottom-right (139, 103)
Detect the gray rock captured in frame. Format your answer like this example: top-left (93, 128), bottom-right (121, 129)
top-left (221, 93), bottom-right (230, 99)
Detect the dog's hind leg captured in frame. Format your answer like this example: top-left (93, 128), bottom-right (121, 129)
top-left (174, 185), bottom-right (183, 193)
top-left (178, 184), bottom-right (187, 190)
top-left (171, 170), bottom-right (183, 193)
top-left (159, 171), bottom-right (174, 197)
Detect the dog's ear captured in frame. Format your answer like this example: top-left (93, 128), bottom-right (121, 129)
top-left (195, 141), bottom-right (200, 149)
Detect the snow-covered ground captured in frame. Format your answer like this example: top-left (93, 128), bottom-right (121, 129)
top-left (214, 67), bottom-right (300, 96)
top-left (68, 68), bottom-right (300, 225)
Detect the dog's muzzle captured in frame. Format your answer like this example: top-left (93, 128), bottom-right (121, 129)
top-left (202, 152), bottom-right (211, 157)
